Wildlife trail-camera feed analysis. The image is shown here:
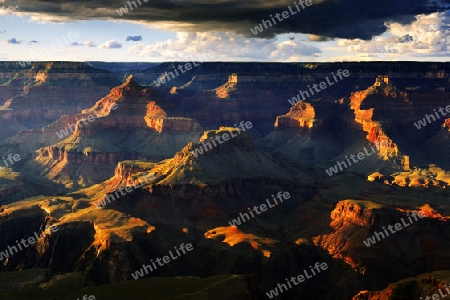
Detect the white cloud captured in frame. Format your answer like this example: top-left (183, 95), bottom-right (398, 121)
top-left (270, 40), bottom-right (322, 61)
top-left (335, 12), bottom-right (449, 60)
top-left (99, 39), bottom-right (122, 49)
top-left (126, 31), bottom-right (321, 61)
top-left (84, 40), bottom-right (96, 47)
top-left (128, 43), bottom-right (144, 52)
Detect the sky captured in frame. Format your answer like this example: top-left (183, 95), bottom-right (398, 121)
top-left (0, 0), bottom-right (449, 62)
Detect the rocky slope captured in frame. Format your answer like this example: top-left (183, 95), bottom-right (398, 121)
top-left (0, 86), bottom-right (24, 106)
top-left (136, 62), bottom-right (450, 134)
top-left (258, 75), bottom-right (450, 188)
top-left (314, 200), bottom-right (450, 284)
top-left (27, 75), bottom-right (202, 188)
top-left (0, 169), bottom-right (24, 204)
top-left (0, 62), bottom-right (118, 142)
top-left (353, 271), bottom-right (450, 300)
top-left (345, 78), bottom-right (411, 172)
top-left (0, 62), bottom-right (449, 299)
top-left (256, 99), bottom-right (345, 163)
top-left (2, 134), bottom-right (449, 299)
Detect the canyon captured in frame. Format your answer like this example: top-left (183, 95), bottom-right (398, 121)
top-left (0, 61), bottom-right (448, 299)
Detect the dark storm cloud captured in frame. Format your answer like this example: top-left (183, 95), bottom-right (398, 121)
top-left (13, 0), bottom-right (450, 39)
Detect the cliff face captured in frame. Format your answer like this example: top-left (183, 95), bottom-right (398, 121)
top-left (0, 62), bottom-right (119, 86)
top-left (172, 72), bottom-right (291, 135)
top-left (314, 200), bottom-right (450, 288)
top-left (145, 117), bottom-right (202, 134)
top-left (1, 86), bottom-right (111, 117)
top-left (134, 62), bottom-right (450, 88)
top-left (260, 77), bottom-right (436, 174)
top-left (348, 80), bottom-right (410, 170)
top-left (0, 62), bottom-right (118, 142)
top-left (0, 199), bottom-right (153, 284)
top-left (274, 101), bottom-right (319, 130)
top-left (134, 126), bottom-right (304, 187)
top-left (0, 171), bottom-right (24, 204)
top-left (31, 75), bottom-right (202, 188)
top-left (39, 147), bottom-right (139, 165)
top-left (133, 62), bottom-right (450, 133)
top-left (72, 75), bottom-right (201, 134)
top-left (0, 87), bottom-right (24, 106)
top-left (73, 152), bottom-right (314, 290)
top-left (3, 145), bottom-right (447, 299)
top-left (214, 73), bottom-right (238, 98)
top-left (0, 148), bottom-right (310, 289)
top-left (1, 66), bottom-right (447, 192)
top-left (129, 63), bottom-right (450, 175)
top-left (1, 62), bottom-right (450, 299)
top-left (442, 118), bottom-right (450, 138)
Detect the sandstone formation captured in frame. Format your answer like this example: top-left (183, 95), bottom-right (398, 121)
top-left (274, 101), bottom-right (318, 130)
top-left (353, 271), bottom-right (450, 300)
top-left (0, 62), bottom-right (118, 142)
top-left (347, 78), bottom-right (411, 171)
top-left (0, 62), bottom-right (449, 300)
top-left (29, 75), bottom-right (202, 188)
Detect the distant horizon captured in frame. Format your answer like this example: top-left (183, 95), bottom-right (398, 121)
top-left (2, 60), bottom-right (450, 64)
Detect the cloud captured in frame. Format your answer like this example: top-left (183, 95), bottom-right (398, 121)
top-left (336, 12), bottom-right (450, 60)
top-left (126, 36), bottom-right (143, 41)
top-left (84, 40), bottom-right (96, 47)
top-left (5, 0), bottom-right (450, 40)
top-left (127, 31), bottom-right (321, 61)
top-left (71, 42), bottom-right (82, 46)
top-left (6, 38), bottom-right (21, 44)
top-left (99, 39), bottom-right (122, 49)
top-left (308, 35), bottom-right (334, 42)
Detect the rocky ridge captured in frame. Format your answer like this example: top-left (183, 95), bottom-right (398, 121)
top-left (30, 75), bottom-right (202, 188)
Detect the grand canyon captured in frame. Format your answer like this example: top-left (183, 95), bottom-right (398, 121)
top-left (0, 61), bottom-right (447, 299)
